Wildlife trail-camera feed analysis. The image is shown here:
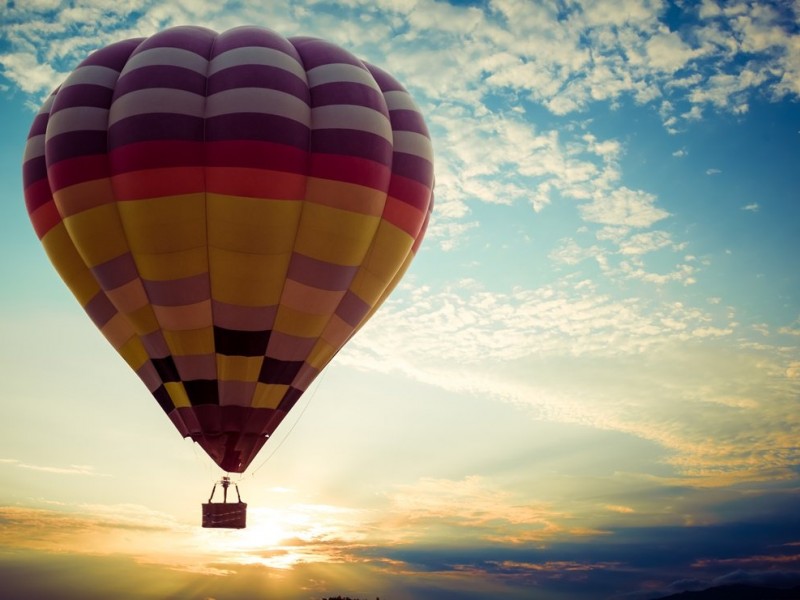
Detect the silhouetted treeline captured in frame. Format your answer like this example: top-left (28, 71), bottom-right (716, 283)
top-left (322, 596), bottom-right (379, 600)
top-left (656, 583), bottom-right (800, 599)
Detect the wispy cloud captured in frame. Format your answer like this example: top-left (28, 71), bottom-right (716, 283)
top-left (742, 202), bottom-right (760, 212)
top-left (1, 459), bottom-right (108, 476)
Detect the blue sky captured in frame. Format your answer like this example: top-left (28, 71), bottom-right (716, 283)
top-left (1, 1), bottom-right (799, 599)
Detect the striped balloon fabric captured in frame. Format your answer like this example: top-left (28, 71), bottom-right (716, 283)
top-left (23, 26), bottom-right (434, 473)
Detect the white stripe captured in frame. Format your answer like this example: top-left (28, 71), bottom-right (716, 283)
top-left (24, 134), bottom-right (46, 161)
top-left (311, 104), bottom-right (392, 141)
top-left (45, 106), bottom-right (109, 139)
top-left (205, 88), bottom-right (310, 124)
top-left (121, 47), bottom-right (209, 77)
top-left (307, 63), bottom-right (377, 89)
top-left (60, 65), bottom-right (120, 89)
top-left (208, 46), bottom-right (306, 81)
top-left (382, 90), bottom-right (420, 112)
top-left (392, 131), bottom-right (433, 162)
top-left (109, 88), bottom-right (205, 125)
top-left (37, 94), bottom-right (56, 116)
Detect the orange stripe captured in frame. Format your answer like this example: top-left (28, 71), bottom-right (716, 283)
top-left (29, 202), bottom-right (61, 239)
top-left (112, 167), bottom-right (205, 201)
top-left (54, 178), bottom-right (115, 218)
top-left (304, 177), bottom-right (387, 216)
top-left (382, 195), bottom-right (426, 237)
top-left (206, 167), bottom-right (306, 200)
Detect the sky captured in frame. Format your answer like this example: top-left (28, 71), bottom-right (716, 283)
top-left (0, 0), bottom-right (799, 599)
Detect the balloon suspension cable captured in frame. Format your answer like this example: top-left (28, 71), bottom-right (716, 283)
top-left (244, 369), bottom-right (328, 480)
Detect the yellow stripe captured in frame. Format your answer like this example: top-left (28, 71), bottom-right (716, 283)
top-left (134, 247), bottom-right (208, 280)
top-left (293, 203), bottom-right (379, 265)
top-left (306, 338), bottom-right (337, 370)
top-left (217, 355), bottom-right (263, 382)
top-left (209, 247), bottom-right (290, 306)
top-left (118, 336), bottom-right (150, 371)
top-left (126, 303), bottom-right (161, 335)
top-left (62, 203), bottom-right (130, 267)
top-left (164, 382), bottom-right (191, 408)
top-left (207, 194), bottom-right (301, 254)
top-left (117, 193), bottom-right (206, 254)
top-left (163, 327), bottom-right (214, 356)
top-left (360, 221), bottom-right (413, 280)
top-left (41, 225), bottom-right (100, 305)
top-left (273, 306), bottom-right (330, 337)
top-left (252, 383), bottom-right (288, 409)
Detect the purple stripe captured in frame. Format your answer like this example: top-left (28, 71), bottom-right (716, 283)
top-left (143, 273), bottom-right (209, 306)
top-left (46, 130), bottom-right (108, 163)
top-left (136, 360), bottom-right (162, 392)
top-left (23, 157), bottom-right (47, 188)
top-left (335, 290), bottom-right (371, 327)
top-left (212, 26), bottom-right (300, 57)
top-left (175, 355), bottom-right (217, 380)
top-left (389, 109), bottom-right (430, 136)
top-left (310, 81), bottom-right (386, 113)
top-left (171, 407), bottom-right (200, 434)
top-left (133, 26), bottom-right (216, 57)
top-left (81, 38), bottom-right (143, 69)
top-left (277, 387), bottom-right (302, 412)
top-left (141, 330), bottom-right (170, 358)
top-left (84, 291), bottom-right (117, 328)
top-left (290, 37), bottom-right (363, 70)
top-left (287, 253), bottom-right (358, 291)
top-left (92, 253), bottom-right (139, 290)
top-left (115, 65), bottom-right (207, 97)
top-left (207, 64), bottom-right (309, 100)
top-left (50, 84), bottom-right (113, 113)
top-left (212, 301), bottom-right (277, 331)
top-left (219, 380), bottom-right (256, 406)
top-left (265, 331), bottom-right (317, 361)
top-left (108, 113), bottom-right (205, 149)
top-left (28, 112), bottom-right (50, 137)
top-left (392, 152), bottom-right (435, 187)
top-left (294, 362), bottom-right (320, 390)
top-left (366, 63), bottom-right (405, 92)
top-left (205, 113), bottom-right (309, 148)
top-left (310, 129), bottom-right (392, 165)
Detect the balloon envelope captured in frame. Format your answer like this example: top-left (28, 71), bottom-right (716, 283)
top-left (23, 26), bottom-right (434, 473)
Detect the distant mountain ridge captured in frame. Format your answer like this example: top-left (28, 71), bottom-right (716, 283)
top-left (655, 583), bottom-right (800, 599)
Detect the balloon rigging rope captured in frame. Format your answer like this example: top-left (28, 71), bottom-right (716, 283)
top-left (240, 368), bottom-right (328, 481)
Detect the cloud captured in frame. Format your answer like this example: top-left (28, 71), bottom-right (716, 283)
top-left (341, 276), bottom-right (800, 485)
top-left (378, 475), bottom-right (607, 545)
top-left (579, 188), bottom-right (669, 228)
top-left (706, 168), bottom-right (722, 175)
top-left (0, 459), bottom-right (108, 476)
top-left (741, 202), bottom-right (760, 212)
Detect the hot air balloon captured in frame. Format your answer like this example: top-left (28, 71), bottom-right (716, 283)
top-left (22, 25), bottom-right (434, 527)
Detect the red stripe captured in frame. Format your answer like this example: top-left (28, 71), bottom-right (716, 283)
top-left (112, 167), bottom-right (205, 200)
top-left (48, 154), bottom-right (109, 192)
top-left (110, 140), bottom-right (204, 173)
top-left (107, 140), bottom-right (311, 174)
top-left (206, 140), bottom-right (308, 173)
top-left (24, 179), bottom-right (53, 214)
top-left (206, 167), bottom-right (306, 199)
top-left (412, 209), bottom-right (431, 252)
top-left (382, 196), bottom-right (426, 238)
top-left (29, 201), bottom-right (62, 239)
top-left (309, 153), bottom-right (390, 191)
top-left (387, 173), bottom-right (432, 212)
